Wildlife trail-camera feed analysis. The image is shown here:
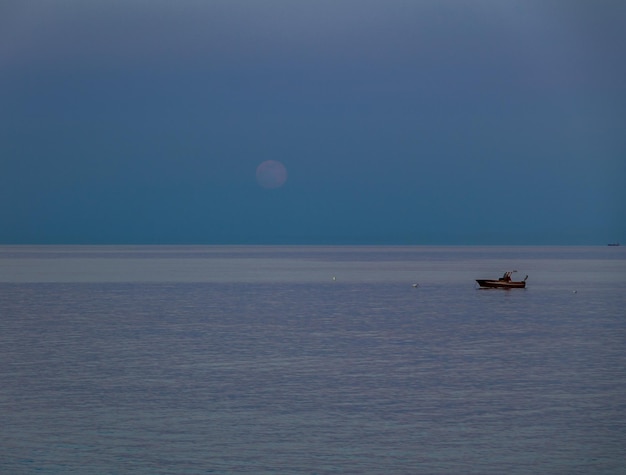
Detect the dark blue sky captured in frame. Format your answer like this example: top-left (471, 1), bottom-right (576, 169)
top-left (1, 0), bottom-right (624, 244)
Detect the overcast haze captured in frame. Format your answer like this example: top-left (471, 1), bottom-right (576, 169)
top-left (1, 0), bottom-right (624, 244)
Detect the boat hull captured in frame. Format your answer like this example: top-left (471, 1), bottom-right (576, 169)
top-left (476, 279), bottom-right (526, 289)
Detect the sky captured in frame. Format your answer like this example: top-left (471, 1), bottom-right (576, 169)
top-left (1, 0), bottom-right (625, 244)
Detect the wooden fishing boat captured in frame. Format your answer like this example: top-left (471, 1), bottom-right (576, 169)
top-left (476, 271), bottom-right (528, 289)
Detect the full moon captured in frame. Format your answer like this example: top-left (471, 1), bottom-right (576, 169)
top-left (256, 160), bottom-right (288, 189)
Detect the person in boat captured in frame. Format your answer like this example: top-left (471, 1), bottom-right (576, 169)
top-left (500, 272), bottom-right (511, 282)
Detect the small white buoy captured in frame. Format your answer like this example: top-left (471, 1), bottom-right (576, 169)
top-left (412, 283), bottom-right (419, 288)
top-left (332, 276), bottom-right (336, 281)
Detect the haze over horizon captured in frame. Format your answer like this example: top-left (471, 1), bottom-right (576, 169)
top-left (1, 1), bottom-right (624, 245)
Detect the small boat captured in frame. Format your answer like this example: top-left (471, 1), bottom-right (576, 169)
top-left (476, 271), bottom-right (528, 289)
top-left (608, 243), bottom-right (620, 247)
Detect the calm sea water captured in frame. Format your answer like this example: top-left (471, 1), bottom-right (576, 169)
top-left (1, 246), bottom-right (625, 474)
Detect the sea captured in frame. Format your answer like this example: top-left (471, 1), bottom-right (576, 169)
top-left (0, 245), bottom-right (625, 474)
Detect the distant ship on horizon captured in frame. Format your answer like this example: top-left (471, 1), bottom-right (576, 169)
top-left (608, 242), bottom-right (620, 246)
